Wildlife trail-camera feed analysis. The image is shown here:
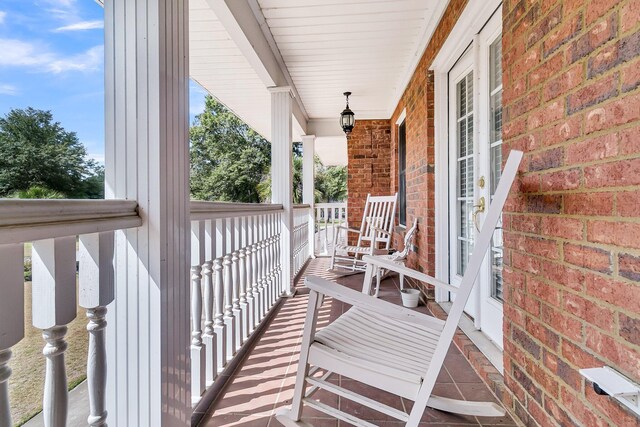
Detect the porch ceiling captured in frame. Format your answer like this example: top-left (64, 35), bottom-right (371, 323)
top-left (188, 0), bottom-right (448, 156)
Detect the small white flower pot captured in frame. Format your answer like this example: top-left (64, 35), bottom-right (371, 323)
top-left (400, 289), bottom-right (421, 308)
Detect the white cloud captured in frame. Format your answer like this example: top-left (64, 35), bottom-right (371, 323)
top-left (0, 38), bottom-right (103, 74)
top-left (55, 20), bottom-right (103, 32)
top-left (87, 153), bottom-right (105, 165)
top-left (0, 84), bottom-right (18, 95)
top-left (0, 11), bottom-right (6, 25)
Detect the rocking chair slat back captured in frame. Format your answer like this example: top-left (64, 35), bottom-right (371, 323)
top-left (357, 193), bottom-right (398, 249)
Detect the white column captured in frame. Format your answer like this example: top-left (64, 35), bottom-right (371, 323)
top-left (104, 0), bottom-right (191, 424)
top-left (269, 87), bottom-right (294, 296)
top-left (301, 135), bottom-right (316, 258)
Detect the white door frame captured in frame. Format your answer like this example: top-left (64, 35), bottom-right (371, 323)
top-left (432, 0), bottom-right (503, 304)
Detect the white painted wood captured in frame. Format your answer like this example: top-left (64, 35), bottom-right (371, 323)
top-left (32, 237), bottom-right (77, 330)
top-left (42, 325), bottom-right (69, 427)
top-left (232, 217), bottom-right (243, 351)
top-left (104, 0), bottom-right (191, 423)
top-left (251, 217), bottom-right (261, 328)
top-left (190, 221), bottom-right (206, 404)
top-left (259, 215), bottom-right (268, 317)
top-left (282, 152), bottom-right (522, 426)
top-left (203, 221), bottom-right (217, 385)
top-left (86, 307), bottom-right (108, 426)
top-left (0, 244), bottom-right (23, 427)
top-left (330, 194), bottom-right (398, 273)
top-left (245, 216), bottom-right (256, 333)
top-left (78, 233), bottom-right (114, 426)
top-left (302, 135), bottom-right (316, 258)
top-left (0, 200), bottom-right (140, 245)
top-left (270, 87), bottom-right (295, 296)
top-left (190, 201), bottom-right (283, 220)
top-left (238, 217), bottom-right (249, 342)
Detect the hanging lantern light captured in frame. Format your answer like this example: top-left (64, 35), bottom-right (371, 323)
top-left (339, 91), bottom-right (355, 135)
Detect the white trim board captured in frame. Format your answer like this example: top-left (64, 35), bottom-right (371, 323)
top-left (439, 302), bottom-right (504, 374)
top-left (431, 0), bottom-right (503, 300)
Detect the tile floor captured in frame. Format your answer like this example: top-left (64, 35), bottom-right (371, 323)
top-left (198, 258), bottom-right (516, 426)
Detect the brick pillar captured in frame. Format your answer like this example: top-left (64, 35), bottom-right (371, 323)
top-left (346, 120), bottom-right (392, 244)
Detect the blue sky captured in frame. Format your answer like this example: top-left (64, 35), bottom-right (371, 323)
top-left (0, 0), bottom-right (207, 163)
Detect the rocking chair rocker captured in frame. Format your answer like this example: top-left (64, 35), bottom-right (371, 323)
top-left (330, 193), bottom-right (398, 275)
top-left (276, 150), bottom-right (522, 427)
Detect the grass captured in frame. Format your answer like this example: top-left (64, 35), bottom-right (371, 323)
top-left (8, 280), bottom-right (88, 426)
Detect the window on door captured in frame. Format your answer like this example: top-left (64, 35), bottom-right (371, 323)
top-left (398, 121), bottom-right (407, 226)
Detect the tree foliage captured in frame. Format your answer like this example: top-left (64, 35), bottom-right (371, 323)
top-left (190, 96), bottom-right (271, 202)
top-left (0, 108), bottom-right (103, 198)
top-left (190, 95), bottom-right (347, 204)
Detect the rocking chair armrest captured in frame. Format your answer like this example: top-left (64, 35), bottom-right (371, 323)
top-left (335, 225), bottom-right (361, 234)
top-left (304, 275), bottom-right (446, 332)
top-left (362, 255), bottom-right (460, 294)
top-left (368, 224), bottom-right (391, 236)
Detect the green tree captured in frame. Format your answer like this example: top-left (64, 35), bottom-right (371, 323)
top-left (10, 185), bottom-right (65, 199)
top-left (316, 164), bottom-right (347, 202)
top-left (0, 107), bottom-right (102, 198)
top-left (190, 96), bottom-right (271, 202)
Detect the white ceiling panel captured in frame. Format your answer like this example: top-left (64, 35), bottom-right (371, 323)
top-left (257, 0), bottom-right (449, 119)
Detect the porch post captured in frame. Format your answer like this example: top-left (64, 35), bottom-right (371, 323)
top-left (104, 0), bottom-right (191, 425)
top-left (269, 87), bottom-right (294, 296)
top-left (301, 135), bottom-right (316, 258)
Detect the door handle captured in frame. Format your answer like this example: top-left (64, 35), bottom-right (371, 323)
top-left (472, 197), bottom-right (485, 232)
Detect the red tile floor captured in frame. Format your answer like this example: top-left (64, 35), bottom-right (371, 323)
top-left (197, 258), bottom-right (517, 426)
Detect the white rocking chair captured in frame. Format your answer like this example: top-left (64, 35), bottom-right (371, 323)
top-left (276, 150), bottom-right (522, 427)
top-left (330, 193), bottom-right (398, 275)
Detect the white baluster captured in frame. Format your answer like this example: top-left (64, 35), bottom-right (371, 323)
top-left (33, 237), bottom-right (76, 427)
top-left (231, 218), bottom-right (242, 350)
top-left (253, 217), bottom-right (262, 323)
top-left (78, 232), bottom-right (114, 426)
top-left (275, 213), bottom-right (282, 295)
top-left (203, 220), bottom-right (216, 385)
top-left (223, 220), bottom-right (235, 359)
top-left (245, 216), bottom-right (255, 333)
top-left (238, 216), bottom-right (249, 342)
top-left (259, 215), bottom-right (268, 318)
top-left (214, 219), bottom-right (227, 372)
top-left (213, 256), bottom-right (226, 372)
top-left (265, 214), bottom-right (274, 309)
top-left (0, 244), bottom-right (24, 427)
top-left (190, 221), bottom-right (206, 403)
top-left (269, 214), bottom-right (278, 306)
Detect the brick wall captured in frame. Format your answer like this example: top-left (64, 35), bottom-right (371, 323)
top-left (387, 0), bottom-right (468, 274)
top-left (346, 120), bottom-right (392, 236)
top-left (501, 0), bottom-right (640, 425)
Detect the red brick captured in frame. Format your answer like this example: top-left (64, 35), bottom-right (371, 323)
top-left (565, 132), bottom-right (618, 164)
top-left (540, 216), bottom-right (583, 240)
top-left (528, 51), bottom-right (564, 88)
top-left (619, 253), bottom-right (640, 281)
top-left (619, 313), bottom-right (640, 347)
top-left (564, 192), bottom-right (614, 216)
top-left (587, 220), bottom-right (640, 249)
top-left (562, 340), bottom-right (601, 368)
top-left (621, 0), bottom-right (640, 33)
top-left (621, 56), bottom-right (640, 92)
top-left (564, 243), bottom-right (612, 272)
top-left (528, 277), bottom-right (561, 307)
top-left (566, 72), bottom-right (619, 114)
top-left (543, 63), bottom-right (584, 102)
top-left (538, 116), bottom-right (582, 146)
top-left (526, 317), bottom-right (560, 350)
top-left (585, 273), bottom-right (640, 313)
top-left (619, 124), bottom-right (640, 155)
top-left (586, 326), bottom-right (640, 375)
top-left (541, 303), bottom-right (583, 343)
top-left (584, 158), bottom-right (640, 188)
top-left (585, 92), bottom-right (640, 134)
top-left (542, 261), bottom-right (585, 291)
top-left (543, 11), bottom-right (583, 57)
top-left (585, 386), bottom-right (640, 427)
top-left (563, 292), bottom-right (616, 332)
top-left (585, 1), bottom-right (618, 25)
top-left (617, 190), bottom-right (640, 217)
top-left (561, 386), bottom-right (608, 427)
top-left (539, 168), bottom-right (581, 191)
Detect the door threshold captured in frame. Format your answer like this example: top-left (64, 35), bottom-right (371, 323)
top-left (438, 302), bottom-right (504, 374)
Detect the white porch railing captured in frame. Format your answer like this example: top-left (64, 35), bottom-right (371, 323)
top-left (0, 199), bottom-right (141, 427)
top-left (314, 203), bottom-right (347, 256)
top-left (0, 200), bottom-right (315, 425)
top-left (293, 205), bottom-right (311, 276)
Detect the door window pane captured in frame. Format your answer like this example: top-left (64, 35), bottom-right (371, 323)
top-left (456, 72), bottom-right (474, 275)
top-left (489, 35), bottom-right (504, 301)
